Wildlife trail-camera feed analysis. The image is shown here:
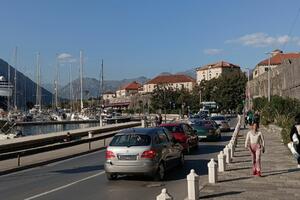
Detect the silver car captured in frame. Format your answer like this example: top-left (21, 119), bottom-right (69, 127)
top-left (104, 127), bottom-right (184, 181)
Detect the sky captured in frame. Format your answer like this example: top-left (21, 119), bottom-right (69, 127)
top-left (0, 0), bottom-right (300, 85)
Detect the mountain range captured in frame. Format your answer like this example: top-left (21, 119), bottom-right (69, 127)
top-left (0, 58), bottom-right (53, 109)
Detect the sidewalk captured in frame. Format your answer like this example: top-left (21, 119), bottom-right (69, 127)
top-left (200, 126), bottom-right (300, 200)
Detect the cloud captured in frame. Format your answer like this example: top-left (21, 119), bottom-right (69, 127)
top-left (57, 53), bottom-right (76, 63)
top-left (225, 32), bottom-right (300, 47)
top-left (203, 48), bottom-right (223, 55)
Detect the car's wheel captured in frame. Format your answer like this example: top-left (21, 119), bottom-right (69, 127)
top-left (106, 172), bottom-right (117, 180)
top-left (154, 162), bottom-right (165, 181)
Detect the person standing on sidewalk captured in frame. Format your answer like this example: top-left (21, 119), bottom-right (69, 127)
top-left (245, 122), bottom-right (265, 177)
top-left (289, 114), bottom-right (300, 168)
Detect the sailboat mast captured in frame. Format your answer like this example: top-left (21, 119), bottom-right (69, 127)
top-left (13, 46), bottom-right (18, 110)
top-left (69, 63), bottom-right (72, 111)
top-left (80, 50), bottom-right (83, 111)
top-left (55, 54), bottom-right (59, 109)
top-left (36, 52), bottom-right (41, 109)
top-left (101, 59), bottom-right (104, 98)
top-left (7, 63), bottom-right (10, 110)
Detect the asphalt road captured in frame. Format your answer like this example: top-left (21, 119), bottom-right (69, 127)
top-left (0, 118), bottom-right (237, 200)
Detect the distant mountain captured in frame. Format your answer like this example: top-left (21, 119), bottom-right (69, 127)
top-left (0, 58), bottom-right (53, 109)
top-left (42, 83), bottom-right (63, 94)
top-left (176, 68), bottom-right (197, 79)
top-left (59, 76), bottom-right (149, 99)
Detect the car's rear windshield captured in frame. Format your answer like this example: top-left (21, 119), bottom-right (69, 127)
top-left (211, 116), bottom-right (225, 121)
top-left (193, 121), bottom-right (214, 128)
top-left (110, 134), bottom-right (151, 146)
top-left (162, 125), bottom-right (183, 133)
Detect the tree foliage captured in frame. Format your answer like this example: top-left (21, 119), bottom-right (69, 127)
top-left (200, 70), bottom-right (247, 112)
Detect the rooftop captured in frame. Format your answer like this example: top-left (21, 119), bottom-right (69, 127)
top-left (257, 52), bottom-right (300, 66)
top-left (146, 74), bottom-right (196, 84)
top-left (196, 61), bottom-right (240, 71)
top-left (119, 81), bottom-right (142, 90)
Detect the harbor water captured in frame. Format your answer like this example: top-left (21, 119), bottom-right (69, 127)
top-left (17, 122), bottom-right (100, 136)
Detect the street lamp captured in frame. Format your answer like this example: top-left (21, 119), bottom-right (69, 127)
top-left (265, 52), bottom-right (272, 102)
top-left (245, 67), bottom-right (251, 110)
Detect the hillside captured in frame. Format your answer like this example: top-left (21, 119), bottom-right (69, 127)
top-left (0, 58), bottom-right (53, 109)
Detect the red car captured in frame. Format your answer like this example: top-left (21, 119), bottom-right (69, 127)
top-left (160, 123), bottom-right (198, 154)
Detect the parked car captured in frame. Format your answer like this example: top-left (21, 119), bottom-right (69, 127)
top-left (187, 114), bottom-right (206, 125)
top-left (210, 115), bottom-right (231, 132)
top-left (160, 123), bottom-right (198, 154)
top-left (104, 127), bottom-right (184, 181)
top-left (190, 120), bottom-right (221, 141)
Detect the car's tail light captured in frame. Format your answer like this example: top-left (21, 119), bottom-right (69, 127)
top-left (141, 150), bottom-right (156, 159)
top-left (106, 150), bottom-right (115, 159)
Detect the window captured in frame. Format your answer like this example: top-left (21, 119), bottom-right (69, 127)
top-left (110, 134), bottom-right (151, 146)
top-left (157, 130), bottom-right (168, 143)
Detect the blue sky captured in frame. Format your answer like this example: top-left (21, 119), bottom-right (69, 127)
top-left (0, 0), bottom-right (300, 85)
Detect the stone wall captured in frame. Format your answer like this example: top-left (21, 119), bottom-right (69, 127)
top-left (249, 58), bottom-right (300, 100)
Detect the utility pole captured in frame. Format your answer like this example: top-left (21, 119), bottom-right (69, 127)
top-left (80, 50), bottom-right (84, 111)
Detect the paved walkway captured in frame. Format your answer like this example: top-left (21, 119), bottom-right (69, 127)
top-left (200, 125), bottom-right (300, 200)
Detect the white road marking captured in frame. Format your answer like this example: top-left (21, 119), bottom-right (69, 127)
top-left (24, 171), bottom-right (105, 200)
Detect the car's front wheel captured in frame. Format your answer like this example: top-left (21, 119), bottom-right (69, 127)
top-left (106, 172), bottom-right (117, 180)
top-left (154, 162), bottom-right (165, 181)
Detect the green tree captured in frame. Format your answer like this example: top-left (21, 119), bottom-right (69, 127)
top-left (199, 70), bottom-right (247, 112)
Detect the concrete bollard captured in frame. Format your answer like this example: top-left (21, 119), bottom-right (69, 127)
top-left (99, 116), bottom-right (103, 127)
top-left (156, 188), bottom-right (173, 200)
top-left (224, 145), bottom-right (231, 164)
top-left (141, 119), bottom-right (146, 128)
top-left (187, 169), bottom-right (199, 200)
top-left (218, 151), bottom-right (226, 172)
top-left (228, 142), bottom-right (234, 158)
top-left (88, 131), bottom-right (93, 139)
top-left (208, 158), bottom-right (218, 184)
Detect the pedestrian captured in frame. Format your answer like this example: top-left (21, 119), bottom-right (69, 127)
top-left (289, 114), bottom-right (300, 168)
top-left (254, 111), bottom-right (260, 128)
top-left (247, 110), bottom-right (254, 125)
top-left (245, 122), bottom-right (265, 177)
top-left (158, 113), bottom-right (163, 125)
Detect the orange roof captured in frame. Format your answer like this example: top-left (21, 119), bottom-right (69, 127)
top-left (257, 53), bottom-right (300, 66)
top-left (197, 61), bottom-right (240, 71)
top-left (119, 81), bottom-right (142, 90)
top-left (146, 74), bottom-right (196, 84)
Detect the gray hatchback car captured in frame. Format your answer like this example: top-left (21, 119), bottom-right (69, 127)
top-left (104, 127), bottom-right (184, 180)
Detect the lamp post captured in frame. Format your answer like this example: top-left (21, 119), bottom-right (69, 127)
top-left (265, 52), bottom-right (272, 102)
top-left (245, 67), bottom-right (251, 110)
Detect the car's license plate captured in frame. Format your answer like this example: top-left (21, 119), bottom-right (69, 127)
top-left (118, 155), bottom-right (137, 160)
top-left (198, 136), bottom-right (207, 138)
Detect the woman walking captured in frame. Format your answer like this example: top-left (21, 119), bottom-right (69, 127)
top-left (245, 122), bottom-right (265, 177)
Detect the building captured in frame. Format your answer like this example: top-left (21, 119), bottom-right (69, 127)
top-left (116, 81), bottom-right (142, 98)
top-left (196, 61), bottom-right (240, 84)
top-left (253, 49), bottom-right (300, 78)
top-left (102, 91), bottom-right (116, 100)
top-left (143, 74), bottom-right (196, 93)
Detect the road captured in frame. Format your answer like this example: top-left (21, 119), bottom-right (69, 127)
top-left (0, 118), bottom-right (237, 200)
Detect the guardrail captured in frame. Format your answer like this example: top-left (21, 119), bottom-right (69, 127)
top-left (0, 121), bottom-right (141, 155)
